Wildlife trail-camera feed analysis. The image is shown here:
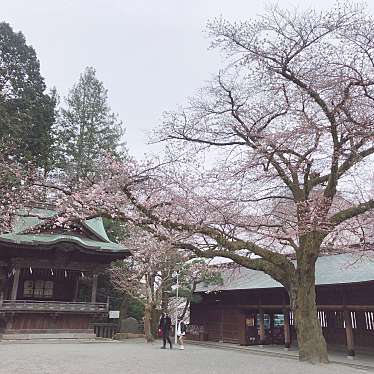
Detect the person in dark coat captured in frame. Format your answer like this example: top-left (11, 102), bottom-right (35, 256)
top-left (159, 312), bottom-right (172, 349)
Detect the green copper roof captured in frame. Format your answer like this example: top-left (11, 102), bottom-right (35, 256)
top-left (83, 217), bottom-right (111, 243)
top-left (13, 208), bottom-right (56, 234)
top-left (0, 233), bottom-right (125, 252)
top-left (196, 252), bottom-right (374, 292)
top-left (0, 208), bottom-right (128, 255)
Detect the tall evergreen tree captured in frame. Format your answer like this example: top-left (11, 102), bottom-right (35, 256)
top-left (56, 67), bottom-right (124, 179)
top-left (0, 23), bottom-right (56, 171)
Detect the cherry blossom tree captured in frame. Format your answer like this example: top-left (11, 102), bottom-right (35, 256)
top-left (172, 259), bottom-right (223, 320)
top-left (0, 143), bottom-right (40, 233)
top-left (151, 3), bottom-right (374, 362)
top-left (41, 3), bottom-right (374, 364)
top-left (109, 227), bottom-right (223, 342)
top-left (109, 226), bottom-right (188, 342)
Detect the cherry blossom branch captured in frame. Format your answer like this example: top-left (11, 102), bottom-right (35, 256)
top-left (330, 199), bottom-right (374, 226)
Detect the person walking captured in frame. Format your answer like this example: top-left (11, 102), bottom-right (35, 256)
top-left (177, 316), bottom-right (187, 350)
top-left (159, 312), bottom-right (172, 349)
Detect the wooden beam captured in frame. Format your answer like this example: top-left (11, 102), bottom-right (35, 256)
top-left (237, 304), bottom-right (374, 312)
top-left (10, 268), bottom-right (20, 300)
top-left (319, 305), bottom-right (374, 312)
top-left (238, 304), bottom-right (289, 310)
top-left (10, 257), bottom-right (107, 272)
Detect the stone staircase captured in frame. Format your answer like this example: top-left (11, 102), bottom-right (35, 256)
top-left (1, 329), bottom-right (96, 341)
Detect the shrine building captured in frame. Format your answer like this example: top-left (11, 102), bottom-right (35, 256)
top-left (0, 207), bottom-right (129, 339)
top-left (190, 252), bottom-right (374, 357)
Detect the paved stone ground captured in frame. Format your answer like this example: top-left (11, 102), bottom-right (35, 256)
top-left (188, 340), bottom-right (374, 370)
top-left (0, 339), bottom-right (371, 374)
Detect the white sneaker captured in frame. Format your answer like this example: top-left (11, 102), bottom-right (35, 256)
top-left (180, 345), bottom-right (184, 350)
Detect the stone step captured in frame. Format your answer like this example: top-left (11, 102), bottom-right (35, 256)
top-left (1, 330), bottom-right (96, 340)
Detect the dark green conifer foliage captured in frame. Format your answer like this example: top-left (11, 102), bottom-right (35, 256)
top-left (0, 23), bottom-right (56, 171)
top-left (56, 67), bottom-right (124, 180)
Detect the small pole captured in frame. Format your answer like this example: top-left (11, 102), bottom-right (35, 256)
top-left (174, 271), bottom-right (179, 345)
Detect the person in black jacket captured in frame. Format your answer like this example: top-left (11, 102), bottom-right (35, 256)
top-left (159, 312), bottom-right (172, 349)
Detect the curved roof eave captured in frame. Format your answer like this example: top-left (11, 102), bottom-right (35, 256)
top-left (0, 233), bottom-right (129, 255)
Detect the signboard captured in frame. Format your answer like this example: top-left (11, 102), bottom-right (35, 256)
top-left (246, 317), bottom-right (255, 327)
top-left (109, 310), bottom-right (120, 319)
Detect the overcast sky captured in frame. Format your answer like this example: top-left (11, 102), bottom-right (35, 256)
top-left (1, 0), bottom-right (372, 159)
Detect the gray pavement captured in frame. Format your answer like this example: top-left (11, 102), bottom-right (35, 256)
top-left (188, 340), bottom-right (374, 371)
top-left (0, 339), bottom-right (372, 374)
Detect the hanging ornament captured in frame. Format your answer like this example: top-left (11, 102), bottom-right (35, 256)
top-left (29, 267), bottom-right (32, 274)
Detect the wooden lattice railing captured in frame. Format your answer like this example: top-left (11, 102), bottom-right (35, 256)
top-left (0, 300), bottom-right (108, 313)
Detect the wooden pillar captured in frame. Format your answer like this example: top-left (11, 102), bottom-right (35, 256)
top-left (238, 312), bottom-right (247, 345)
top-left (270, 313), bottom-right (274, 344)
top-left (343, 310), bottom-right (355, 358)
top-left (11, 268), bottom-right (20, 300)
top-left (6, 315), bottom-right (14, 330)
top-left (258, 308), bottom-right (266, 345)
top-left (91, 274), bottom-right (98, 303)
top-left (73, 276), bottom-right (80, 301)
top-left (283, 308), bottom-right (291, 349)
top-left (219, 308), bottom-right (224, 342)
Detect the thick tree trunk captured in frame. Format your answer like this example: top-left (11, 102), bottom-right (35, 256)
top-left (160, 271), bottom-right (171, 313)
top-left (120, 297), bottom-right (129, 319)
top-left (290, 262), bottom-right (328, 363)
top-left (180, 299), bottom-right (190, 319)
top-left (161, 287), bottom-right (169, 313)
top-left (143, 304), bottom-right (154, 343)
top-left (151, 307), bottom-right (161, 337)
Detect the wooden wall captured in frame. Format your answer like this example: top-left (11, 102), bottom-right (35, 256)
top-left (190, 304), bottom-right (244, 344)
top-left (16, 269), bottom-right (78, 301)
top-left (6, 313), bottom-right (92, 331)
top-left (190, 281), bottom-right (374, 351)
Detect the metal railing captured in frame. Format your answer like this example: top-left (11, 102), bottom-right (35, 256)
top-left (0, 300), bottom-right (108, 313)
